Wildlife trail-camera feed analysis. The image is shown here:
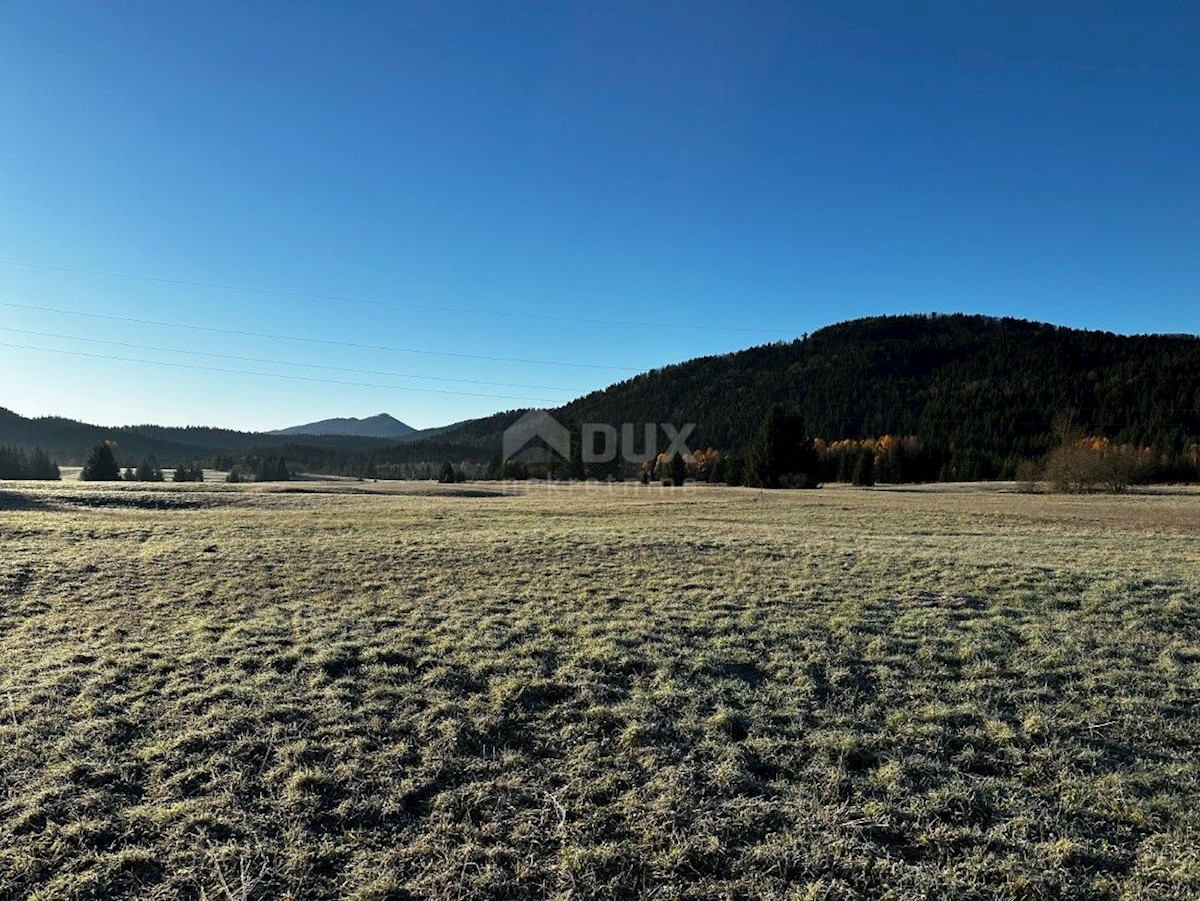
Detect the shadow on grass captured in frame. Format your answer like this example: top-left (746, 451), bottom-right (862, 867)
top-left (0, 490), bottom-right (52, 511)
top-left (58, 494), bottom-right (225, 511)
top-left (272, 485), bottom-right (513, 498)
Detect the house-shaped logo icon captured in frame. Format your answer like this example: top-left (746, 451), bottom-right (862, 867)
top-left (503, 409), bottom-right (571, 463)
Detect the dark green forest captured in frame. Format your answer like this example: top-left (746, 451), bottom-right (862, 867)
top-left (550, 314), bottom-right (1200, 476)
top-left (4, 315), bottom-right (1199, 482)
top-left (386, 314), bottom-right (1200, 481)
top-left (0, 407), bottom-right (401, 469)
top-left (0, 445), bottom-right (61, 480)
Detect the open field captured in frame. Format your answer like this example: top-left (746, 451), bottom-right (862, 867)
top-left (1, 481), bottom-right (1197, 900)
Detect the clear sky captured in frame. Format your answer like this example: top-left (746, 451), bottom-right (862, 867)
top-left (1, 2), bottom-right (1197, 431)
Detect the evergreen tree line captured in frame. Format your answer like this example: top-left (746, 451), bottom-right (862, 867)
top-left (15, 315), bottom-right (1199, 484)
top-left (451, 407), bottom-right (820, 489)
top-left (0, 445), bottom-right (61, 480)
top-left (417, 409), bottom-right (1200, 491)
top-left (123, 455), bottom-right (165, 482)
top-left (363, 315), bottom-right (1200, 483)
top-left (813, 433), bottom-right (1200, 486)
top-left (216, 453), bottom-right (291, 483)
top-left (79, 442), bottom-right (206, 482)
top-left (545, 314), bottom-right (1200, 479)
top-left (0, 406), bottom-right (397, 468)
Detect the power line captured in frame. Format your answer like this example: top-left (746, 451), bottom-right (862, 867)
top-left (0, 326), bottom-right (587, 393)
top-left (3, 339), bottom-right (1192, 435)
top-left (0, 258), bottom-right (797, 335)
top-left (6, 299), bottom-right (1189, 428)
top-left (0, 299), bottom-right (643, 371)
top-left (0, 341), bottom-right (561, 403)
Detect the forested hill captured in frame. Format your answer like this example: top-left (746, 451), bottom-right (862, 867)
top-left (269, 413), bottom-right (417, 439)
top-left (398, 314), bottom-right (1200, 477)
top-left (558, 313), bottom-right (1200, 454)
top-left (0, 408), bottom-right (399, 467)
top-left (6, 315), bottom-right (1199, 479)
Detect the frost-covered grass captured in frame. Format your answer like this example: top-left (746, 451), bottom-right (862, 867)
top-left (1, 481), bottom-right (1197, 899)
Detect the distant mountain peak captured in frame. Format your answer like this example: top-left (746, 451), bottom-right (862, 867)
top-left (269, 414), bottom-right (416, 439)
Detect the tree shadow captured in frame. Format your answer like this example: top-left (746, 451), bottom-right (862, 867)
top-left (0, 490), bottom-right (51, 512)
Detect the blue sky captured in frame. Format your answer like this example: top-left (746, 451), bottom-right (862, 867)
top-left (1, 2), bottom-right (1197, 431)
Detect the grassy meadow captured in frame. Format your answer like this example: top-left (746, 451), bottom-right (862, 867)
top-left (0, 480), bottom-right (1197, 899)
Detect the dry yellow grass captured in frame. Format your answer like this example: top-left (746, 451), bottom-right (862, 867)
top-left (1, 480), bottom-right (1197, 899)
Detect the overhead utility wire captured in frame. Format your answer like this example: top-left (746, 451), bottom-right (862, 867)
top-left (0, 326), bottom-right (586, 393)
top-left (4, 339), bottom-right (1188, 431)
top-left (0, 300), bottom-right (642, 372)
top-left (0, 259), bottom-right (794, 335)
top-left (0, 341), bottom-right (560, 404)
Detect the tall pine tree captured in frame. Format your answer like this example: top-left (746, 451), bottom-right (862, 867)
top-left (746, 406), bottom-right (819, 489)
top-left (80, 442), bottom-right (122, 482)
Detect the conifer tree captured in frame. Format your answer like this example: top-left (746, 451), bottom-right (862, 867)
top-left (172, 462), bottom-right (204, 483)
top-left (746, 406), bottom-right (819, 488)
top-left (27, 447), bottom-right (61, 480)
top-left (851, 450), bottom-right (875, 486)
top-left (135, 455), bottom-right (164, 482)
top-left (81, 442), bottom-right (122, 481)
top-left (669, 453), bottom-right (687, 487)
top-left (0, 447), bottom-right (23, 479)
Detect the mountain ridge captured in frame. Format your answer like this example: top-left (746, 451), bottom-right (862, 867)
top-left (269, 413), bottom-right (417, 439)
top-left (5, 314), bottom-right (1199, 479)
top-left (389, 313), bottom-right (1200, 479)
top-left (0, 407), bottom-right (404, 467)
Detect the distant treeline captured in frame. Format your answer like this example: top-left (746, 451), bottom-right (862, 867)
top-left (550, 314), bottom-right (1200, 479)
top-left (219, 426), bottom-right (1200, 489)
top-left (0, 406), bottom-right (396, 468)
top-left (286, 314), bottom-right (1200, 483)
top-left (71, 442), bottom-right (288, 483)
top-left (417, 430), bottom-right (1200, 491)
top-left (813, 433), bottom-right (1200, 488)
top-left (64, 425), bottom-right (1200, 492)
top-left (6, 315), bottom-right (1200, 485)
top-left (0, 445), bottom-right (61, 480)
top-left (216, 453), bottom-right (291, 483)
